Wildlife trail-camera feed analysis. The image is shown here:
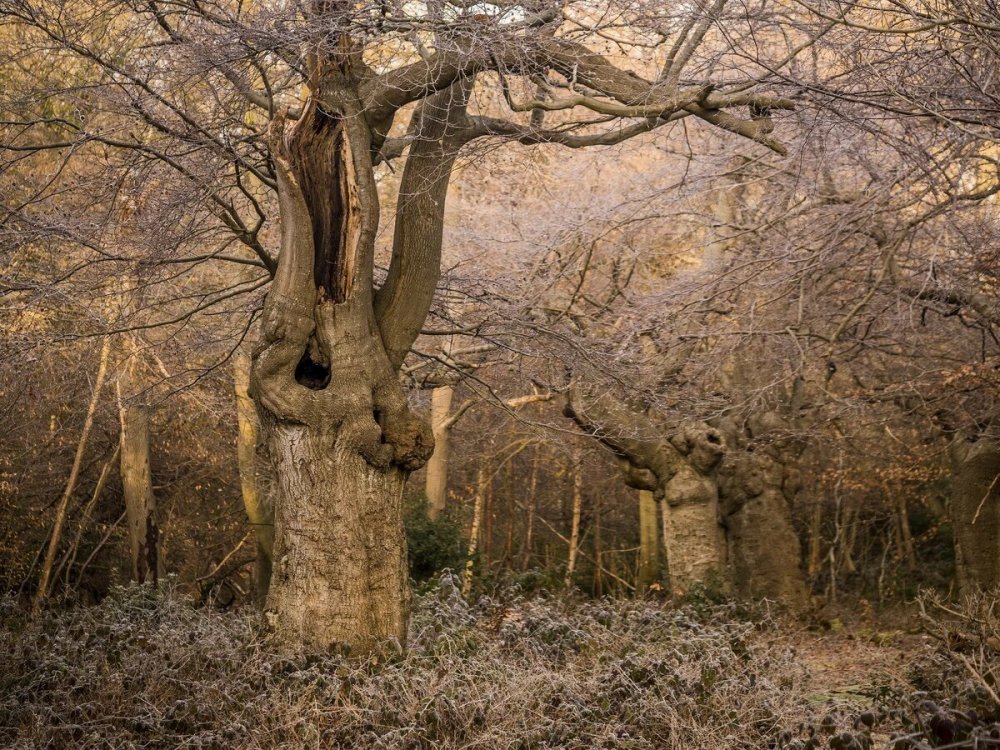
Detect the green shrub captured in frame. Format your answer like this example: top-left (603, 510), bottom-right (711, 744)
top-left (403, 494), bottom-right (465, 582)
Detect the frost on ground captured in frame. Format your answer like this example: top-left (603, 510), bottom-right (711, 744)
top-left (1, 576), bottom-right (997, 749)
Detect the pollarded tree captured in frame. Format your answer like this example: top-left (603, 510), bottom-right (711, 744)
top-left (1, 0), bottom-right (800, 651)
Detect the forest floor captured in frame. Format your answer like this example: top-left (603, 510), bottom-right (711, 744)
top-left (793, 627), bottom-right (918, 703)
top-left (0, 580), bottom-right (996, 749)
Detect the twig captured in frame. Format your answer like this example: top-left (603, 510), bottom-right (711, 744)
top-left (75, 510), bottom-right (127, 587)
top-left (196, 532), bottom-right (252, 583)
top-left (957, 652), bottom-right (1000, 707)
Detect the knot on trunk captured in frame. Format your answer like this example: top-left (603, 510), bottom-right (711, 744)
top-left (380, 409), bottom-right (434, 471)
top-left (670, 422), bottom-right (725, 475)
top-left (343, 413), bottom-right (394, 469)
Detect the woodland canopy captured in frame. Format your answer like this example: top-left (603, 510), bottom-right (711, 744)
top-left (1, 1), bottom-right (999, 746)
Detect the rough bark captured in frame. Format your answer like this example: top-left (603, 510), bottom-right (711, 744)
top-left (387, 80), bottom-right (474, 525)
top-left (564, 389), bottom-right (727, 594)
top-left (949, 433), bottom-right (1000, 592)
top-left (252, 116), bottom-right (431, 650)
top-left (118, 396), bottom-right (160, 585)
top-left (251, 73), bottom-right (459, 652)
top-left (245, 3), bottom-right (784, 651)
top-left (716, 412), bottom-right (809, 609)
top-left (375, 79), bottom-right (474, 368)
top-left (234, 350), bottom-right (274, 602)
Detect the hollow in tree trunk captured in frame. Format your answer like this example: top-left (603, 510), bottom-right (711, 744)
top-left (249, 67), bottom-right (473, 651)
top-left (254, 109), bottom-right (427, 652)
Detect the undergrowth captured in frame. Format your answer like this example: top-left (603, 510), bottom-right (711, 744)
top-left (1, 575), bottom-right (805, 749)
top-left (2, 579), bottom-right (998, 749)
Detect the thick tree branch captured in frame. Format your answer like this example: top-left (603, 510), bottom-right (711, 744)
top-left (563, 384), bottom-right (681, 483)
top-left (468, 114), bottom-right (685, 147)
top-left (362, 32), bottom-right (792, 154)
top-left (375, 77), bottom-right (474, 370)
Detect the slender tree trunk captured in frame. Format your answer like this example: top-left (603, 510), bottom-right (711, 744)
top-left (520, 448), bottom-right (540, 570)
top-left (426, 385), bottom-right (454, 520)
top-left (593, 490), bottom-right (603, 596)
top-left (234, 350), bottom-right (274, 602)
top-left (895, 493), bottom-right (917, 573)
top-left (59, 444), bottom-right (120, 591)
top-left (660, 489), bottom-right (671, 586)
top-left (565, 448), bottom-right (583, 588)
top-left (486, 466), bottom-right (499, 572)
top-left (807, 499), bottom-right (823, 579)
top-left (840, 502), bottom-right (858, 575)
top-left (637, 489), bottom-right (660, 592)
top-left (949, 435), bottom-right (1000, 592)
top-left (502, 459), bottom-right (515, 567)
top-left (33, 338), bottom-right (110, 613)
top-left (117, 386), bottom-right (159, 585)
top-left (463, 465), bottom-right (487, 597)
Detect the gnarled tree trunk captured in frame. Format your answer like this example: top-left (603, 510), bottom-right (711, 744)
top-left (716, 411), bottom-right (809, 609)
top-left (949, 433), bottom-right (1000, 592)
top-left (719, 452), bottom-right (808, 607)
top-left (659, 424), bottom-right (728, 592)
top-left (564, 390), bottom-right (727, 595)
top-left (254, 104), bottom-right (426, 652)
top-left (252, 69), bottom-right (470, 652)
